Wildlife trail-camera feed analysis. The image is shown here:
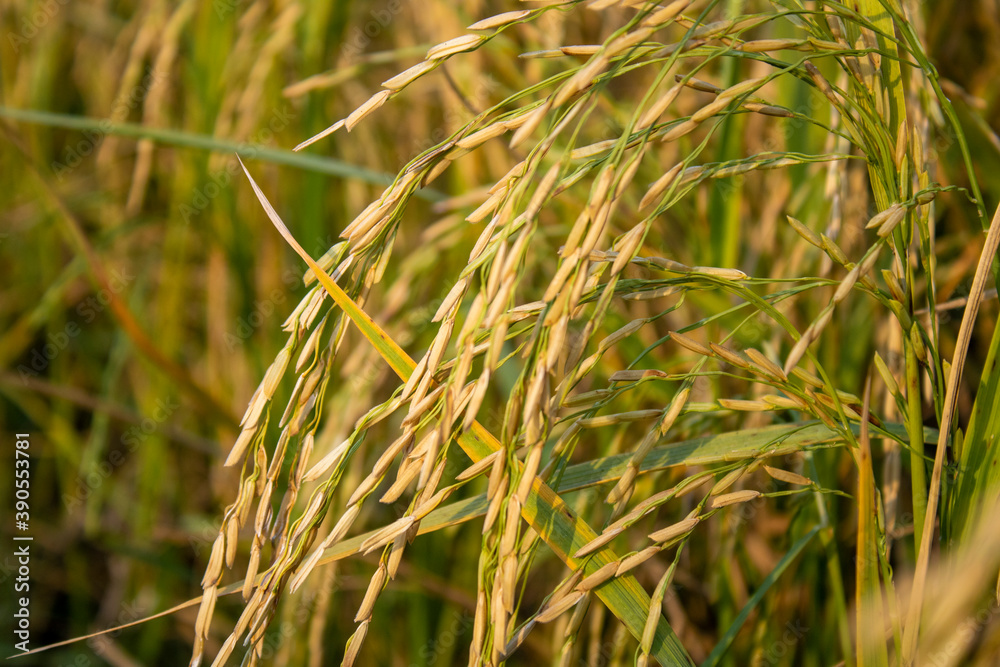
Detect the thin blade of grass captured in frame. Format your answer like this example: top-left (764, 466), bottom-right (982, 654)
top-left (856, 376), bottom-right (889, 667)
top-left (948, 315), bottom-right (1000, 543)
top-left (0, 106), bottom-right (443, 201)
top-left (699, 525), bottom-right (821, 667)
top-left (903, 201), bottom-right (1000, 660)
top-left (239, 159), bottom-right (695, 666)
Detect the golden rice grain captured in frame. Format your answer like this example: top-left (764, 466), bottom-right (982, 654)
top-left (510, 100), bottom-right (551, 148)
top-left (466, 189), bottom-right (506, 225)
top-left (456, 449), bottom-right (502, 481)
top-left (874, 352), bottom-right (900, 396)
top-left (643, 0), bottom-right (691, 26)
top-left (894, 119), bottom-right (909, 168)
top-left (660, 118), bottom-right (699, 142)
top-left (718, 398), bottom-right (771, 411)
top-left (859, 245), bottom-right (882, 274)
top-left (225, 426), bottom-right (257, 467)
top-left (483, 476), bottom-right (508, 534)
top-left (670, 330), bottom-right (712, 357)
top-left (614, 156), bottom-right (644, 199)
top-left (467, 10), bottom-right (531, 31)
top-left (763, 464), bottom-right (813, 486)
top-left (516, 446), bottom-right (542, 501)
top-left (240, 384), bottom-right (267, 428)
top-left (691, 96), bottom-right (732, 123)
top-left (674, 73), bottom-right (721, 93)
top-left (202, 534), bottom-right (226, 587)
top-left (743, 102), bottom-right (793, 117)
top-left (611, 226), bottom-right (646, 276)
top-left (561, 44), bottom-right (601, 56)
top-left (192, 584), bottom-right (218, 658)
top-left (783, 334), bottom-right (812, 375)
top-left (341, 620), bottom-right (369, 667)
top-left (535, 590), bottom-right (585, 624)
top-left (834, 265), bottom-right (860, 303)
top-left (301, 438), bottom-right (349, 482)
top-left (608, 369), bottom-right (668, 382)
top-left (865, 203), bottom-right (904, 231)
top-left (554, 56), bottom-right (609, 108)
top-left (709, 489), bottom-right (761, 508)
top-left (381, 460), bottom-right (421, 504)
top-left (711, 466), bottom-right (747, 495)
top-left (762, 394), bottom-right (808, 410)
top-left (614, 545), bottom-right (660, 577)
top-left (295, 323), bottom-right (324, 374)
top-left (576, 561), bottom-right (618, 592)
top-left (293, 119), bottom-right (345, 152)
top-left (242, 540), bottom-right (260, 601)
top-left (599, 319), bottom-right (645, 353)
top-left (457, 122), bottom-right (508, 150)
top-left (676, 474), bottom-right (713, 497)
top-left (637, 85), bottom-right (682, 130)
top-left (574, 526), bottom-right (624, 558)
top-left (648, 516), bottom-right (700, 543)
top-left (820, 234), bottom-right (849, 266)
top-left (426, 34), bottom-right (484, 60)
top-left (697, 265), bottom-right (749, 280)
top-left (709, 342), bottom-right (751, 369)
top-left (262, 346), bottom-right (290, 398)
top-left (327, 504), bottom-right (362, 546)
top-left (381, 60), bottom-right (437, 90)
top-left (786, 215), bottom-right (822, 248)
top-left (744, 348), bottom-right (787, 381)
top-left (639, 164), bottom-right (684, 211)
top-left (792, 366), bottom-right (825, 389)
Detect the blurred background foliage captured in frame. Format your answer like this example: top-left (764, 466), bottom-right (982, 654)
top-left (1, 0), bottom-right (998, 665)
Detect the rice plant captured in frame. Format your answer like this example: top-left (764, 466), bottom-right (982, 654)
top-left (4, 0), bottom-right (999, 665)
top-left (174, 1), bottom-right (1000, 665)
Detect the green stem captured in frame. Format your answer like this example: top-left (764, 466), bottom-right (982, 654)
top-left (906, 342), bottom-right (928, 549)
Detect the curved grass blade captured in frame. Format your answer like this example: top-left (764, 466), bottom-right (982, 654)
top-left (0, 106), bottom-right (443, 201)
top-left (903, 201), bottom-right (1000, 660)
top-left (948, 316), bottom-right (1000, 543)
top-left (238, 158), bottom-right (695, 666)
top-left (856, 377), bottom-right (890, 667)
top-left (699, 525), bottom-right (821, 667)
